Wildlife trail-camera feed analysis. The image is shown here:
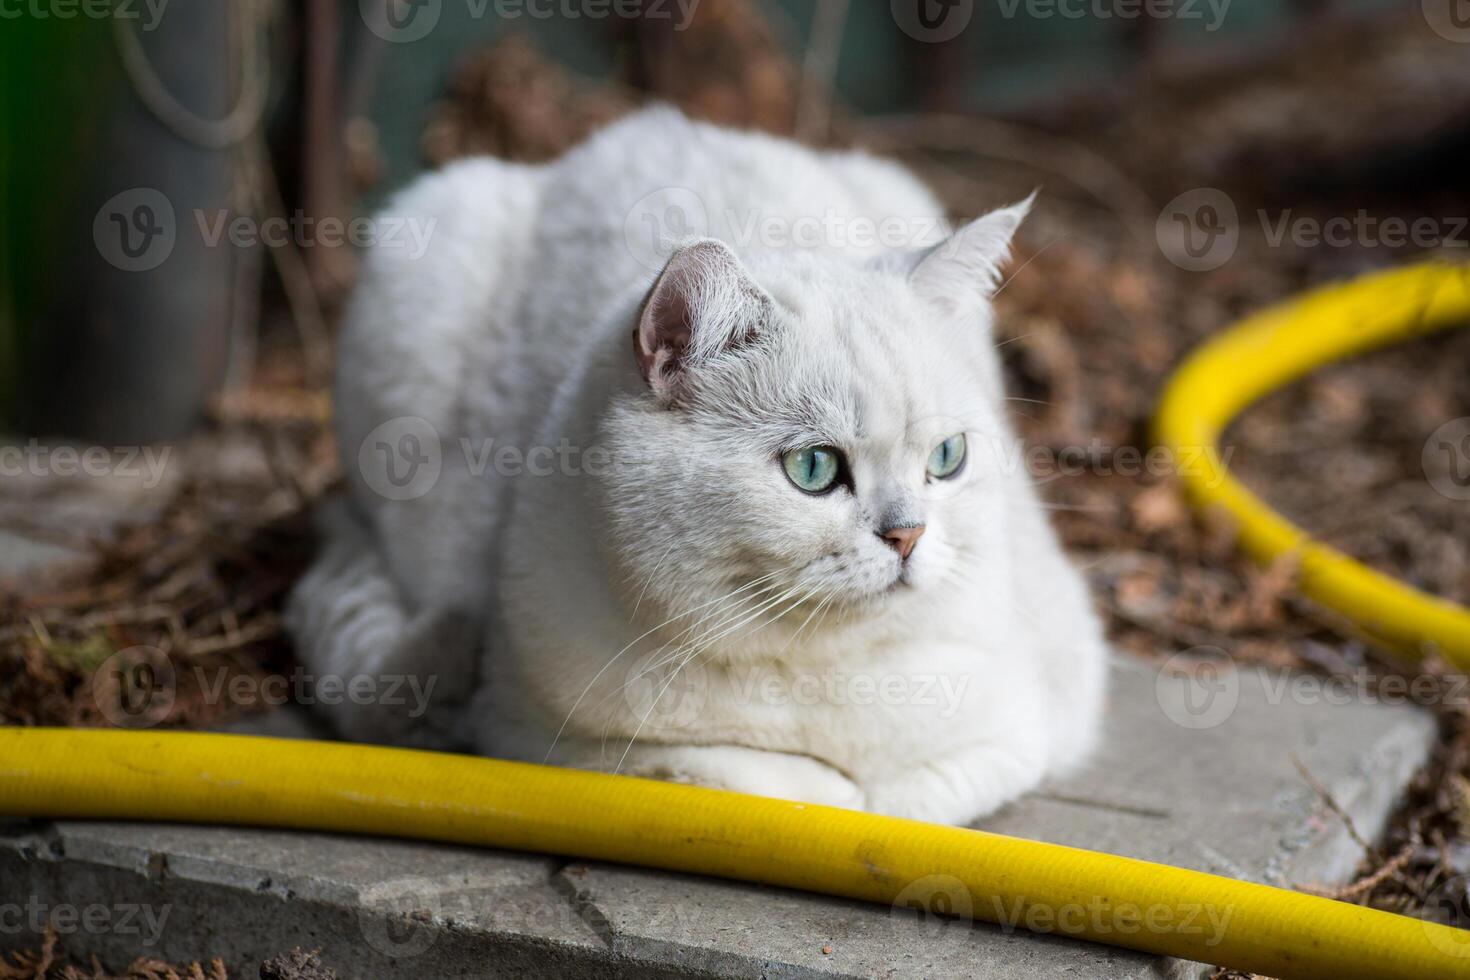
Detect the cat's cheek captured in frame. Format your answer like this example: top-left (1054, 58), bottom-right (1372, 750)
top-left (773, 505), bottom-right (858, 566)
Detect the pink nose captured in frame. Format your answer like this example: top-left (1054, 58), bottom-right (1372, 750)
top-left (881, 524), bottom-right (925, 560)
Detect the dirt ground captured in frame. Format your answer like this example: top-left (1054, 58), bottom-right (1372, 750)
top-left (3, 3), bottom-right (1468, 976)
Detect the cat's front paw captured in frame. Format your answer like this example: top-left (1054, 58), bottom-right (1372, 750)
top-left (861, 747), bottom-right (1045, 826)
top-left (622, 744), bottom-right (866, 811)
top-left (716, 752), bottom-right (867, 811)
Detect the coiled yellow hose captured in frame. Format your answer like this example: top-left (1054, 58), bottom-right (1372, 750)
top-left (1155, 262), bottom-right (1470, 665)
top-left (3, 727), bottom-right (1469, 979)
top-left (6, 265), bottom-right (1470, 977)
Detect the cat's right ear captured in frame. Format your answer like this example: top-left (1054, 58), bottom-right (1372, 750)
top-left (634, 239), bottom-right (770, 400)
top-left (900, 194), bottom-right (1034, 315)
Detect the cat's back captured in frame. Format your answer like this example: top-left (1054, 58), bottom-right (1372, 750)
top-left (522, 107), bottom-right (946, 337)
top-left (336, 155), bottom-right (545, 520)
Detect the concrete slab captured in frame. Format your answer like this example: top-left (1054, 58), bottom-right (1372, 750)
top-left (1, 656), bottom-right (1437, 979)
top-left (0, 454), bottom-right (179, 579)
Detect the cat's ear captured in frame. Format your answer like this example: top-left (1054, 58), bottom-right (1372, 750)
top-left (635, 238), bottom-right (771, 399)
top-left (907, 194), bottom-right (1034, 312)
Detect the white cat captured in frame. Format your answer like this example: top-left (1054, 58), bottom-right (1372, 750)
top-left (285, 107), bottom-right (1107, 825)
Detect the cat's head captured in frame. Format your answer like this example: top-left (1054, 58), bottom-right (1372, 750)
top-left (599, 199), bottom-right (1031, 658)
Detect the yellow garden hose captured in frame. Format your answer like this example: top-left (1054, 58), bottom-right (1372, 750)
top-left (1155, 262), bottom-right (1470, 666)
top-left (4, 726), bottom-right (1469, 979)
top-left (6, 264), bottom-right (1470, 978)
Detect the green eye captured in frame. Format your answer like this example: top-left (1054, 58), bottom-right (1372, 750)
top-left (927, 433), bottom-right (967, 480)
top-left (782, 446), bottom-right (842, 494)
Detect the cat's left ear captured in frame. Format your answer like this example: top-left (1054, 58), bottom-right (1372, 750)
top-left (635, 238), bottom-right (772, 401)
top-left (906, 193), bottom-right (1034, 313)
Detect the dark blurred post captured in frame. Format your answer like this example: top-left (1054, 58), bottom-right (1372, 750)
top-left (15, 0), bottom-right (242, 444)
top-left (910, 36), bottom-right (966, 114)
top-left (302, 0), bottom-right (354, 301)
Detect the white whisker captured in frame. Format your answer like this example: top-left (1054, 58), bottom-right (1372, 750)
top-left (992, 235), bottom-right (1067, 298)
top-left (543, 572), bottom-right (780, 762)
top-left (613, 583), bottom-right (817, 774)
top-left (629, 541), bottom-right (679, 621)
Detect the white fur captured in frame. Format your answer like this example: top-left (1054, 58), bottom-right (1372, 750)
top-left (285, 108), bottom-right (1107, 825)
